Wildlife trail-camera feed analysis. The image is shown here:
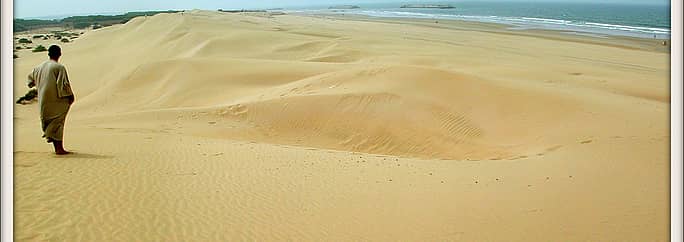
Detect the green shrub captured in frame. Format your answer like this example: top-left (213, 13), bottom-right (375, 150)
top-left (92, 24), bottom-right (102, 29)
top-left (61, 38), bottom-right (70, 43)
top-left (32, 45), bottom-right (47, 52)
top-left (73, 22), bottom-right (91, 29)
top-left (32, 35), bottom-right (44, 39)
top-left (15, 46), bottom-right (22, 50)
top-left (18, 38), bottom-right (32, 44)
top-left (14, 10), bottom-right (181, 34)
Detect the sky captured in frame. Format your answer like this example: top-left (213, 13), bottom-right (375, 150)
top-left (14, 0), bottom-right (671, 19)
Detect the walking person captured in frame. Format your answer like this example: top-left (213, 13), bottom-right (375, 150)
top-left (27, 45), bottom-right (75, 155)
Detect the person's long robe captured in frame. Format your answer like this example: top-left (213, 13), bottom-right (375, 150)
top-left (27, 60), bottom-right (73, 143)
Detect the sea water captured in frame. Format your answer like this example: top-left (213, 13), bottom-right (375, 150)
top-left (285, 2), bottom-right (671, 39)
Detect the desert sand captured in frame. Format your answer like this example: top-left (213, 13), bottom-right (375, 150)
top-left (13, 10), bottom-right (670, 241)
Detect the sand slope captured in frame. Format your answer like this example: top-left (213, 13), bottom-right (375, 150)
top-left (13, 11), bottom-right (670, 241)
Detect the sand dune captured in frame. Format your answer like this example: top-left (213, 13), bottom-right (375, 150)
top-left (13, 10), bottom-right (670, 241)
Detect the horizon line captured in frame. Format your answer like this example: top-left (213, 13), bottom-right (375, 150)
top-left (14, 0), bottom-right (671, 20)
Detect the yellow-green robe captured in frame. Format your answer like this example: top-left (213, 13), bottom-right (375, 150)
top-left (27, 60), bottom-right (74, 142)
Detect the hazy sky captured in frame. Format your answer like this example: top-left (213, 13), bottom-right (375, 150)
top-left (15, 0), bottom-right (670, 18)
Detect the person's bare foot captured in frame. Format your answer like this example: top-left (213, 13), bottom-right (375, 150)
top-left (55, 150), bottom-right (72, 155)
top-left (53, 141), bottom-right (71, 155)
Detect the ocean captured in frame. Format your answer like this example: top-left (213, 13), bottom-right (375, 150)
top-left (285, 2), bottom-right (671, 39)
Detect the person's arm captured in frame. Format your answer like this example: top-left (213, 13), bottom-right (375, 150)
top-left (27, 70), bottom-right (35, 88)
top-left (56, 66), bottom-right (74, 104)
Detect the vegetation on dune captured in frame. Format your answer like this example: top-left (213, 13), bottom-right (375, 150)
top-left (32, 45), bottom-right (47, 52)
top-left (51, 31), bottom-right (79, 39)
top-left (13, 10), bottom-right (181, 32)
top-left (13, 19), bottom-right (61, 32)
top-left (18, 38), bottom-right (32, 44)
top-left (73, 22), bottom-right (91, 29)
top-left (16, 89), bottom-right (38, 104)
top-left (61, 38), bottom-right (70, 43)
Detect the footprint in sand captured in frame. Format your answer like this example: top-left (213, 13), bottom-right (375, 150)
top-left (228, 104), bottom-right (249, 116)
top-left (580, 139), bottom-right (593, 144)
top-left (507, 155), bottom-right (528, 160)
top-left (535, 145), bottom-right (564, 156)
top-left (15, 162), bottom-right (38, 168)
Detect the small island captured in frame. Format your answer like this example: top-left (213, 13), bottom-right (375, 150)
top-left (400, 4), bottom-right (454, 9)
top-left (329, 5), bottom-right (361, 9)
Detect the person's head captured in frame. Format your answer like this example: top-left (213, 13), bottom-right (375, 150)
top-left (48, 45), bottom-right (61, 61)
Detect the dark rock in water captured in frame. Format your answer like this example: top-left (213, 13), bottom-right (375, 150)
top-left (17, 89), bottom-right (38, 104)
top-left (329, 5), bottom-right (360, 9)
top-left (400, 4), bottom-right (454, 9)
top-left (218, 9), bottom-right (267, 13)
top-left (268, 12), bottom-right (287, 16)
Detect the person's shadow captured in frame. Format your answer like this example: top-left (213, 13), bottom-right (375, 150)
top-left (54, 152), bottom-right (114, 159)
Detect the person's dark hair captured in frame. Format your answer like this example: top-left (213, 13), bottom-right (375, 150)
top-left (48, 45), bottom-right (61, 59)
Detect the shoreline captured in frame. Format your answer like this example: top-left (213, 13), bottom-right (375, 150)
top-left (281, 3), bottom-right (671, 40)
top-left (291, 12), bottom-right (671, 53)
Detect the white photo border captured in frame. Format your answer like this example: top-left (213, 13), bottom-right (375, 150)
top-left (670, 0), bottom-right (683, 240)
top-left (1, 0), bottom-right (14, 241)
